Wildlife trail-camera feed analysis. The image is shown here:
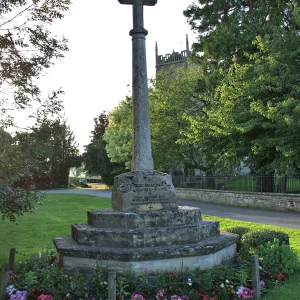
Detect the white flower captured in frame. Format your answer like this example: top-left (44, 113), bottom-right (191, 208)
top-left (225, 279), bottom-right (230, 284)
top-left (220, 283), bottom-right (225, 288)
top-left (187, 278), bottom-right (192, 286)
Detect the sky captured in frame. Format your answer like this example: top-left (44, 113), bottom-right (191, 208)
top-left (25, 0), bottom-right (198, 152)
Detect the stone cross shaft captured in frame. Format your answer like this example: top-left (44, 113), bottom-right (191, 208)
top-left (118, 0), bottom-right (157, 171)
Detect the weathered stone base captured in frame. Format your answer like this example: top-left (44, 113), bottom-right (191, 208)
top-left (53, 206), bottom-right (238, 272)
top-left (54, 234), bottom-right (236, 272)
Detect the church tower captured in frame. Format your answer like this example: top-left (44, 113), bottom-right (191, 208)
top-left (155, 35), bottom-right (191, 73)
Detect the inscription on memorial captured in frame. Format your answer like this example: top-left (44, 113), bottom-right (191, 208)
top-left (112, 171), bottom-right (178, 212)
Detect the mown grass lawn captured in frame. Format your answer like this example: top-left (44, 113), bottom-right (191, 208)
top-left (0, 194), bottom-right (111, 265)
top-left (0, 194), bottom-right (299, 299)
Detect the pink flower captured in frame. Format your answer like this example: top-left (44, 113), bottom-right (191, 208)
top-left (130, 294), bottom-right (145, 300)
top-left (156, 290), bottom-right (166, 299)
top-left (171, 296), bottom-right (182, 300)
top-left (236, 286), bottom-right (253, 299)
top-left (260, 280), bottom-right (265, 287)
top-left (37, 295), bottom-right (54, 300)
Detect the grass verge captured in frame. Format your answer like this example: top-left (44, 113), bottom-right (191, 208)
top-left (0, 194), bottom-right (111, 265)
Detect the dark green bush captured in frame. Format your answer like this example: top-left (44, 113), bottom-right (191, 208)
top-left (225, 226), bottom-right (251, 240)
top-left (225, 226), bottom-right (251, 254)
top-left (242, 229), bottom-right (289, 250)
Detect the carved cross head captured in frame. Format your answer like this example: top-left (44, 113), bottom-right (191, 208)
top-left (118, 0), bottom-right (157, 6)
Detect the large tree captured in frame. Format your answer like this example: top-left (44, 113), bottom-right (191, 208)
top-left (16, 117), bottom-right (81, 189)
top-left (182, 0), bottom-right (300, 180)
top-left (150, 66), bottom-right (205, 171)
top-left (184, 0), bottom-right (299, 70)
top-left (0, 134), bottom-right (43, 222)
top-left (0, 0), bottom-right (71, 220)
top-left (83, 112), bottom-right (126, 186)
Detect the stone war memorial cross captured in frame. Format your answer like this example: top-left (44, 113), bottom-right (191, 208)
top-left (53, 0), bottom-right (237, 274)
top-left (112, 0), bottom-right (178, 212)
top-left (120, 0), bottom-right (155, 172)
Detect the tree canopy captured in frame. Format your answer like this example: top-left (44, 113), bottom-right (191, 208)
top-left (104, 98), bottom-right (132, 170)
top-left (150, 66), bottom-right (205, 171)
top-left (0, 0), bottom-right (72, 221)
top-left (182, 0), bottom-right (300, 174)
top-left (16, 117), bottom-right (81, 188)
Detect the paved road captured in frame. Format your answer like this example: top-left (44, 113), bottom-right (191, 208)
top-left (45, 189), bottom-right (300, 229)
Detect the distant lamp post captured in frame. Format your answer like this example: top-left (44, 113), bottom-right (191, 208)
top-left (118, 0), bottom-right (157, 171)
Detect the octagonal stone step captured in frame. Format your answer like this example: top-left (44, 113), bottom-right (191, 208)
top-left (87, 206), bottom-right (202, 229)
top-left (54, 232), bottom-right (238, 272)
top-left (72, 220), bottom-right (219, 248)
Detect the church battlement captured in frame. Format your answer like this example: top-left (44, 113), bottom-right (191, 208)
top-left (157, 50), bottom-right (188, 65)
top-left (155, 35), bottom-right (190, 73)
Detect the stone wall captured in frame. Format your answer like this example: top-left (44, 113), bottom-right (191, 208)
top-left (176, 188), bottom-right (300, 212)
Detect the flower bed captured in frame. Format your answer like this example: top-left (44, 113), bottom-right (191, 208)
top-left (3, 230), bottom-right (300, 300)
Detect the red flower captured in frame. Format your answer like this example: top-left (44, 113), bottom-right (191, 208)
top-left (169, 272), bottom-right (179, 279)
top-left (37, 295), bottom-right (54, 300)
top-left (277, 272), bottom-right (285, 281)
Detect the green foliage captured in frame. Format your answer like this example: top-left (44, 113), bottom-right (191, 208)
top-left (258, 239), bottom-right (300, 275)
top-left (15, 117), bottom-right (81, 189)
top-left (13, 249), bottom-right (108, 299)
top-left (0, 128), bottom-right (12, 152)
top-left (150, 66), bottom-right (205, 170)
top-left (104, 68), bottom-right (206, 171)
top-left (104, 98), bottom-right (132, 170)
top-left (0, 0), bottom-right (72, 220)
top-left (225, 226), bottom-right (251, 240)
top-left (225, 226), bottom-right (251, 253)
top-left (182, 0), bottom-right (300, 174)
top-left (242, 229), bottom-right (290, 251)
top-left (0, 0), bottom-right (71, 126)
top-left (0, 136), bottom-right (44, 221)
top-left (83, 111), bottom-right (126, 186)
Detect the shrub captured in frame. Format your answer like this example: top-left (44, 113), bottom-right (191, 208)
top-left (225, 226), bottom-right (251, 240)
top-left (225, 226), bottom-right (251, 253)
top-left (242, 229), bottom-right (289, 250)
top-left (257, 239), bottom-right (300, 276)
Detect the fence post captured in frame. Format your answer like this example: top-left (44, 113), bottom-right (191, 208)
top-left (9, 248), bottom-right (16, 270)
top-left (108, 269), bottom-right (117, 300)
top-left (251, 255), bottom-right (261, 298)
top-left (0, 264), bottom-right (8, 300)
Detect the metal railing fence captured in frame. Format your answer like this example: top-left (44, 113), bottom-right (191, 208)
top-left (172, 174), bottom-right (300, 194)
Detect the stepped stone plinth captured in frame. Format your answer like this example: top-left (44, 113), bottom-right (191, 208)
top-left (54, 180), bottom-right (238, 272)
